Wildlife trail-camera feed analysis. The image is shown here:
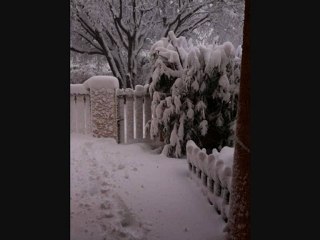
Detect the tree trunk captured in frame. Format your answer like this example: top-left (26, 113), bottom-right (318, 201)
top-left (227, 0), bottom-right (250, 239)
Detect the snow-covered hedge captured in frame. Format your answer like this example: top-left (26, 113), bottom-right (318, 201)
top-left (186, 140), bottom-right (234, 222)
top-left (147, 31), bottom-right (241, 158)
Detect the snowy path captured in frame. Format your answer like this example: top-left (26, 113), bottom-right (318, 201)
top-left (71, 134), bottom-right (226, 240)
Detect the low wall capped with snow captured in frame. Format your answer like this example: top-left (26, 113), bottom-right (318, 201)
top-left (186, 140), bottom-right (234, 222)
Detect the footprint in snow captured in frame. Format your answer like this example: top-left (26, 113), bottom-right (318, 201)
top-left (100, 189), bottom-right (108, 195)
top-left (103, 171), bottom-right (109, 178)
top-left (89, 186), bottom-right (98, 196)
top-left (100, 224), bottom-right (107, 231)
top-left (100, 203), bottom-right (108, 210)
top-left (117, 164), bottom-right (125, 170)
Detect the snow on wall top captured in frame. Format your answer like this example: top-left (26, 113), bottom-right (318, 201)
top-left (83, 76), bottom-right (119, 90)
top-left (70, 84), bottom-right (89, 95)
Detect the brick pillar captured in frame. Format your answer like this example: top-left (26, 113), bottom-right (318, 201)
top-left (83, 76), bottom-right (119, 140)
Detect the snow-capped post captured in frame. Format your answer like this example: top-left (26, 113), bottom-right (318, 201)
top-left (116, 89), bottom-right (125, 143)
top-left (134, 85), bottom-right (144, 140)
top-left (125, 88), bottom-right (134, 143)
top-left (83, 76), bottom-right (119, 139)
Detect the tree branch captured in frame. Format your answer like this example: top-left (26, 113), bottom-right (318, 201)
top-left (109, 2), bottom-right (131, 38)
top-left (77, 13), bottom-right (97, 39)
top-left (76, 32), bottom-right (103, 52)
top-left (70, 47), bottom-right (104, 55)
top-left (177, 14), bottom-right (210, 37)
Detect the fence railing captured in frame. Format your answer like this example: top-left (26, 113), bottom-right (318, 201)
top-left (186, 140), bottom-right (234, 222)
top-left (116, 85), bottom-right (152, 144)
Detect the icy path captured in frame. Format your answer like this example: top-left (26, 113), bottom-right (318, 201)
top-left (71, 134), bottom-right (226, 240)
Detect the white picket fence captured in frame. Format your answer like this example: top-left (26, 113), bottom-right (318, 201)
top-left (116, 85), bottom-right (152, 144)
top-left (70, 84), bottom-right (91, 135)
top-left (70, 77), bottom-right (152, 144)
top-left (186, 140), bottom-right (234, 222)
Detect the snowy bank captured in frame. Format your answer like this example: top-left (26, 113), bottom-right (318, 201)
top-left (71, 134), bottom-right (226, 240)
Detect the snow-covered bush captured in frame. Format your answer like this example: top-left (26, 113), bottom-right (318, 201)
top-left (146, 31), bottom-right (241, 158)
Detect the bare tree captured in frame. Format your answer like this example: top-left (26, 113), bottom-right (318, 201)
top-left (70, 0), bottom-right (230, 88)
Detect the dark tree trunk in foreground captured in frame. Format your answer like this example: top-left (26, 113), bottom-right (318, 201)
top-left (227, 0), bottom-right (250, 239)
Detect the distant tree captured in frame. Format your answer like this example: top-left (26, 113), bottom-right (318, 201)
top-left (70, 52), bottom-right (111, 84)
top-left (190, 1), bottom-right (245, 47)
top-left (70, 0), bottom-right (243, 88)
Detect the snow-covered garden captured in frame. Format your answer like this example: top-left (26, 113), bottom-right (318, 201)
top-left (70, 30), bottom-right (245, 240)
top-left (71, 1), bottom-right (249, 239)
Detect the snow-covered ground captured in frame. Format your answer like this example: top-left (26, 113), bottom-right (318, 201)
top-left (71, 133), bottom-right (226, 240)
